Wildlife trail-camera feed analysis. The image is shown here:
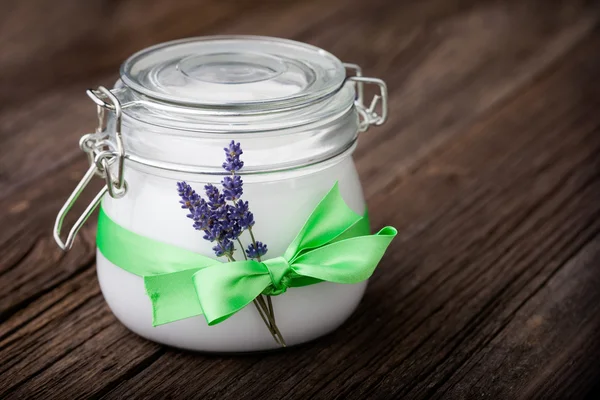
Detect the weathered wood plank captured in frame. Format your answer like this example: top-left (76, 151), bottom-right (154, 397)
top-left (1, 0), bottom-right (599, 399)
top-left (0, 266), bottom-right (162, 398)
top-left (354, 0), bottom-right (598, 198)
top-left (436, 234), bottom-right (600, 399)
top-left (0, 158), bottom-right (99, 317)
top-left (0, 0), bottom-right (259, 107)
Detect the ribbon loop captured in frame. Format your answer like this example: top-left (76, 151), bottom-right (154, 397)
top-left (261, 256), bottom-right (293, 295)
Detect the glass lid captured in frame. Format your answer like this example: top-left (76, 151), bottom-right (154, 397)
top-left (120, 36), bottom-right (347, 109)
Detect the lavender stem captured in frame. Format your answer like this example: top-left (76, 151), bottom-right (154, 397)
top-left (258, 295), bottom-right (286, 347)
top-left (266, 295), bottom-right (275, 321)
top-left (253, 300), bottom-right (281, 346)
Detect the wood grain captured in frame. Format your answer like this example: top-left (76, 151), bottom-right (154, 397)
top-left (1, 0), bottom-right (599, 398)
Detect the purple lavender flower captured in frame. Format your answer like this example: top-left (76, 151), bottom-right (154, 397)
top-left (231, 200), bottom-right (249, 218)
top-left (223, 158), bottom-right (244, 172)
top-left (209, 224), bottom-right (226, 242)
top-left (190, 199), bottom-right (210, 230)
top-left (222, 175), bottom-right (243, 201)
top-left (177, 182), bottom-right (201, 212)
top-left (246, 241), bottom-right (268, 259)
top-left (202, 229), bottom-right (217, 242)
top-left (216, 216), bottom-right (239, 239)
top-left (176, 141), bottom-right (266, 259)
top-left (240, 211), bottom-right (255, 230)
top-left (227, 201), bottom-right (253, 228)
top-left (204, 184), bottom-right (225, 209)
top-left (223, 140), bottom-right (244, 172)
top-left (225, 140), bottom-right (243, 158)
top-left (213, 240), bottom-right (234, 257)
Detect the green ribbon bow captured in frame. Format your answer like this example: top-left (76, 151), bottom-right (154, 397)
top-left (97, 183), bottom-right (397, 326)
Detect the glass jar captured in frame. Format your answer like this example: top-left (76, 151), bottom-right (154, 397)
top-left (54, 36), bottom-right (388, 352)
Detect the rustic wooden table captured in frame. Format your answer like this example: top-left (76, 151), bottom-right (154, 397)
top-left (2, 0), bottom-right (600, 398)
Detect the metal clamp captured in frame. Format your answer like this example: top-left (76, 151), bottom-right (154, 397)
top-left (53, 166), bottom-right (108, 250)
top-left (86, 87), bottom-right (127, 197)
top-left (344, 63), bottom-right (364, 107)
top-left (53, 86), bottom-right (127, 251)
top-left (344, 64), bottom-right (388, 132)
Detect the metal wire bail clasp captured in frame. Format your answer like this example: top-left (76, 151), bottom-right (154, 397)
top-left (344, 63), bottom-right (388, 132)
top-left (53, 87), bottom-right (127, 251)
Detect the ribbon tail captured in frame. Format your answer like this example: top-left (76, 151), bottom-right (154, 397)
top-left (144, 269), bottom-right (204, 326)
top-left (97, 206), bottom-right (224, 326)
top-left (192, 260), bottom-right (272, 325)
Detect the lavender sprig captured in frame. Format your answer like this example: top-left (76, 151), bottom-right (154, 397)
top-left (223, 140), bottom-right (244, 172)
top-left (177, 182), bottom-right (201, 213)
top-left (176, 140), bottom-right (283, 345)
top-left (246, 241), bottom-right (268, 259)
top-left (222, 175), bottom-right (243, 201)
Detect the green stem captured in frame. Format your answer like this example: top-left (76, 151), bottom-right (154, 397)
top-left (253, 300), bottom-right (281, 346)
top-left (266, 295), bottom-right (275, 322)
top-left (258, 295), bottom-right (286, 347)
top-left (266, 295), bottom-right (285, 346)
top-left (256, 295), bottom-right (285, 346)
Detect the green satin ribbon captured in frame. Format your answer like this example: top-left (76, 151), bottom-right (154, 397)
top-left (97, 183), bottom-right (397, 326)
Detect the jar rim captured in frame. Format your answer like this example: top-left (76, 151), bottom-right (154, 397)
top-left (113, 81), bottom-right (355, 133)
top-left (120, 35), bottom-right (347, 111)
